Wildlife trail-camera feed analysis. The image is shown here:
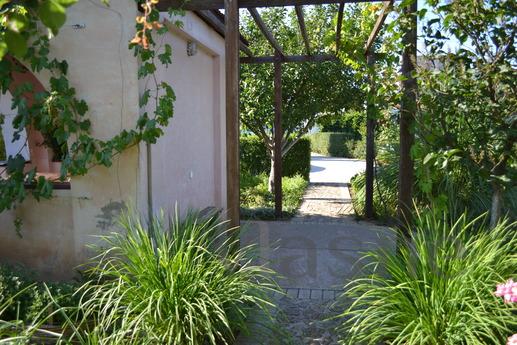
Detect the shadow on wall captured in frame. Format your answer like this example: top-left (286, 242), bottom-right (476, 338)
top-left (96, 201), bottom-right (126, 232)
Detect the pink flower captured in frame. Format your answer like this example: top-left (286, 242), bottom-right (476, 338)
top-left (507, 334), bottom-right (517, 345)
top-left (495, 279), bottom-right (517, 304)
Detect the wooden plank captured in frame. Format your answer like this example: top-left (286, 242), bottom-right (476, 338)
top-left (295, 5), bottom-right (311, 54)
top-left (158, 0), bottom-right (382, 11)
top-left (398, 0), bottom-right (417, 233)
top-left (335, 1), bottom-right (344, 52)
top-left (248, 8), bottom-right (285, 56)
top-left (241, 54), bottom-right (338, 63)
top-left (195, 10), bottom-right (253, 56)
top-left (364, 0), bottom-right (393, 54)
top-left (364, 52), bottom-right (375, 219)
top-left (274, 51), bottom-right (283, 218)
top-left (225, 0), bottom-right (240, 229)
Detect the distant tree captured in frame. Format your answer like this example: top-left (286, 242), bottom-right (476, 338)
top-left (240, 6), bottom-right (362, 191)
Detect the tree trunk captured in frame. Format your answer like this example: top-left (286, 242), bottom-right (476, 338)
top-left (268, 156), bottom-right (275, 193)
top-left (490, 183), bottom-right (503, 228)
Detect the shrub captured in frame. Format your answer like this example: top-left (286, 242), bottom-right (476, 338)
top-left (337, 211), bottom-right (517, 345)
top-left (71, 209), bottom-right (280, 345)
top-left (240, 172), bottom-right (308, 219)
top-left (0, 264), bottom-right (79, 323)
top-left (350, 163), bottom-right (398, 221)
top-left (309, 132), bottom-right (357, 157)
top-left (240, 135), bottom-right (311, 180)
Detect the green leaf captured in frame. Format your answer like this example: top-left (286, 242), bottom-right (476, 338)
top-left (7, 13), bottom-right (29, 33)
top-left (423, 153), bottom-right (434, 165)
top-left (6, 155), bottom-right (26, 174)
top-left (37, 0), bottom-right (67, 35)
top-left (56, 0), bottom-right (78, 6)
top-left (0, 40), bottom-right (7, 60)
top-left (5, 30), bottom-right (27, 58)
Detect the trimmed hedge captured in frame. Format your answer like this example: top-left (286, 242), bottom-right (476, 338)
top-left (309, 132), bottom-right (364, 158)
top-left (240, 136), bottom-right (311, 180)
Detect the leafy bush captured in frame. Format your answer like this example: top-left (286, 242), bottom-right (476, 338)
top-left (0, 264), bottom-right (79, 323)
top-left (337, 211), bottom-right (517, 345)
top-left (240, 172), bottom-right (308, 219)
top-left (69, 209), bottom-right (280, 345)
top-left (240, 135), bottom-right (311, 180)
top-left (349, 133), bottom-right (517, 222)
top-left (350, 164), bottom-right (398, 221)
top-left (309, 132), bottom-right (359, 158)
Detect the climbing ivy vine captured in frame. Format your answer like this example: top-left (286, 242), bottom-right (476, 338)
top-left (0, 0), bottom-right (177, 215)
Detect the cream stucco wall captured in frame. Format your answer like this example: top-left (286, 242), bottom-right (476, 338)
top-left (0, 3), bottom-right (227, 280)
top-left (0, 0), bottom-right (141, 280)
top-left (139, 12), bottom-right (227, 216)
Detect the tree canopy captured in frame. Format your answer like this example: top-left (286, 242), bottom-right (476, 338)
top-left (240, 5), bottom-right (363, 189)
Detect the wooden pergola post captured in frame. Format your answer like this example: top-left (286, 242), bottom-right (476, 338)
top-left (274, 51), bottom-right (283, 218)
top-left (225, 0), bottom-right (240, 229)
top-left (398, 0), bottom-right (417, 233)
top-left (365, 52), bottom-right (376, 219)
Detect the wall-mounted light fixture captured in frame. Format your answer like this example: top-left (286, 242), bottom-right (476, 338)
top-left (187, 41), bottom-right (197, 56)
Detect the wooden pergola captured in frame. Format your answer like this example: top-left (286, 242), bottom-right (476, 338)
top-left (160, 0), bottom-right (417, 229)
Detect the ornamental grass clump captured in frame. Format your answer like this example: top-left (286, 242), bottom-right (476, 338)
top-left (66, 209), bottom-right (280, 345)
top-left (337, 210), bottom-right (517, 345)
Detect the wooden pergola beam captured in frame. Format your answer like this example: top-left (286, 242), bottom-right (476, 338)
top-left (158, 0), bottom-right (384, 11)
top-left (335, 1), bottom-right (344, 52)
top-left (195, 10), bottom-right (253, 56)
top-left (273, 51), bottom-right (283, 218)
top-left (241, 54), bottom-right (338, 64)
top-left (225, 0), bottom-right (240, 229)
top-left (364, 0), bottom-right (393, 54)
top-left (364, 52), bottom-right (376, 219)
top-left (295, 5), bottom-right (311, 55)
top-left (248, 8), bottom-right (285, 56)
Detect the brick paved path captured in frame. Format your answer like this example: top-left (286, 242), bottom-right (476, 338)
top-left (292, 182), bottom-right (354, 222)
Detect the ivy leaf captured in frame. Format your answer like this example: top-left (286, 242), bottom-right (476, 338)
top-left (6, 155), bottom-right (26, 174)
top-left (0, 40), bottom-right (7, 60)
top-left (5, 30), bottom-right (27, 58)
top-left (7, 13), bottom-right (29, 33)
top-left (37, 0), bottom-right (68, 35)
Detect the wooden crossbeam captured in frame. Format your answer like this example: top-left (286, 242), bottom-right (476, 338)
top-left (335, 1), bottom-right (344, 52)
top-left (194, 10), bottom-right (253, 56)
top-left (241, 54), bottom-right (338, 63)
top-left (295, 6), bottom-right (311, 55)
top-left (364, 0), bottom-right (393, 54)
top-left (248, 8), bottom-right (285, 56)
top-left (158, 0), bottom-right (383, 11)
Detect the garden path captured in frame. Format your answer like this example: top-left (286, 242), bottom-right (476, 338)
top-left (292, 154), bottom-right (365, 222)
top-left (237, 154), bottom-right (394, 345)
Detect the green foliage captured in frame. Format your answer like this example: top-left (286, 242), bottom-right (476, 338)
top-left (240, 6), bottom-right (362, 176)
top-left (66, 209), bottom-right (281, 345)
top-left (350, 125), bottom-right (517, 222)
top-left (0, 264), bottom-right (79, 323)
top-left (0, 0), bottom-right (78, 60)
top-left (0, 1), bottom-right (177, 215)
top-left (240, 135), bottom-right (311, 180)
top-left (309, 132), bottom-right (361, 158)
top-left (350, 163), bottom-right (398, 221)
top-left (240, 172), bottom-right (308, 220)
top-left (412, 0), bottom-right (516, 224)
top-left (337, 211), bottom-right (517, 344)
